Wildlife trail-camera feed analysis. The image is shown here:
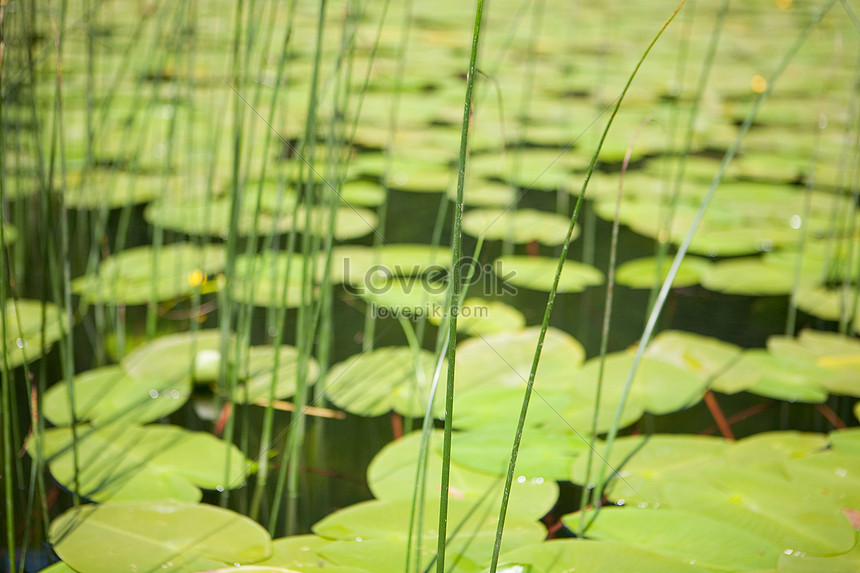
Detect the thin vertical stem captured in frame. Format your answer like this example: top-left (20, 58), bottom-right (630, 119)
top-left (436, 1), bottom-right (485, 571)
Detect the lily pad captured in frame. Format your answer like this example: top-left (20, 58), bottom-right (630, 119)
top-left (497, 539), bottom-right (703, 573)
top-left (367, 430), bottom-right (558, 520)
top-left (42, 365), bottom-right (190, 427)
top-left (451, 427), bottom-right (589, 480)
top-left (30, 424), bottom-right (251, 502)
top-left (615, 255), bottom-right (712, 289)
top-left (72, 243), bottom-right (227, 305)
top-left (571, 507), bottom-right (782, 572)
top-left (795, 286), bottom-right (860, 327)
top-left (701, 257), bottom-right (797, 296)
top-left (570, 434), bottom-right (729, 505)
top-left (462, 208), bottom-right (577, 245)
top-left (571, 352), bottom-right (707, 416)
top-left (660, 466), bottom-right (856, 556)
top-left (121, 329), bottom-right (225, 384)
top-left (494, 256), bottom-right (604, 293)
top-left (253, 535), bottom-right (366, 572)
top-left (454, 326), bottom-right (586, 394)
top-left (2, 298), bottom-right (65, 369)
top-left (313, 497), bottom-right (546, 573)
top-left (357, 276), bottom-right (448, 314)
top-left (49, 501), bottom-right (271, 573)
top-left (711, 349), bottom-right (829, 403)
top-left (767, 330), bottom-right (860, 397)
top-left (233, 344), bottom-right (319, 404)
top-left (644, 330), bottom-right (742, 383)
top-left (325, 347), bottom-right (444, 417)
top-left (428, 297), bottom-right (526, 336)
top-left (329, 244), bottom-right (451, 286)
top-left (229, 251), bottom-right (308, 308)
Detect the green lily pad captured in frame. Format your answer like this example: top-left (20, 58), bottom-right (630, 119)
top-left (494, 256), bottom-right (604, 293)
top-left (229, 251), bottom-right (308, 308)
top-left (330, 244), bottom-right (451, 286)
top-left (61, 170), bottom-right (172, 208)
top-left (253, 535), bottom-right (366, 572)
top-left (339, 180), bottom-right (387, 207)
top-left (121, 329), bottom-right (225, 384)
top-left (72, 243), bottom-right (227, 305)
top-left (42, 365), bottom-right (190, 427)
top-left (767, 330), bottom-right (860, 397)
top-left (2, 298), bottom-right (65, 369)
top-left (644, 330), bottom-right (742, 383)
top-left (447, 179), bottom-right (517, 207)
top-left (497, 539), bottom-right (703, 573)
top-left (615, 255), bottom-right (712, 289)
top-left (428, 297), bottom-right (526, 336)
top-left (349, 153), bottom-right (452, 193)
top-left (454, 326), bottom-right (586, 394)
top-left (451, 427), bottom-right (589, 480)
top-left (660, 466), bottom-right (856, 556)
top-left (325, 347), bottom-right (444, 417)
top-left (233, 344), bottom-right (319, 404)
top-left (462, 209), bottom-right (577, 245)
top-left (570, 434), bottom-right (729, 505)
top-left (570, 507), bottom-right (782, 572)
top-left (293, 205), bottom-right (379, 240)
top-left (30, 424), bottom-right (251, 502)
top-left (784, 449), bottom-right (860, 513)
top-left (795, 286), bottom-right (860, 327)
top-left (777, 535), bottom-right (860, 573)
top-left (357, 276), bottom-right (447, 314)
top-left (572, 352), bottom-right (707, 416)
top-left (701, 257), bottom-right (798, 296)
top-left (144, 194), bottom-right (295, 238)
top-left (369, 430), bottom-right (557, 519)
top-left (313, 497), bottom-right (546, 573)
top-left (49, 501), bottom-right (271, 573)
top-left (711, 349), bottom-right (828, 403)
top-left (453, 384), bottom-right (574, 433)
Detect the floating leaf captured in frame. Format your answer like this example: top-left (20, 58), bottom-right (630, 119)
top-left (253, 535), bottom-right (366, 572)
top-left (795, 286), bottom-right (860, 328)
top-left (356, 276), bottom-right (447, 314)
top-left (330, 244), bottom-right (451, 286)
top-left (701, 257), bottom-right (798, 295)
top-left (233, 344), bottom-right (319, 404)
top-left (494, 256), bottom-right (604, 293)
top-left (571, 507), bottom-right (782, 572)
top-left (660, 466), bottom-right (855, 556)
top-left (367, 430), bottom-right (558, 520)
top-left (498, 539), bottom-right (702, 573)
top-left (462, 209), bottom-right (577, 245)
top-left (314, 498), bottom-right (545, 573)
top-left (49, 501), bottom-right (271, 573)
top-left (230, 251), bottom-right (307, 308)
top-left (325, 347), bottom-right (443, 417)
top-left (42, 365), bottom-right (190, 427)
top-left (452, 427), bottom-right (588, 480)
top-left (29, 424), bottom-right (251, 502)
top-left (644, 330), bottom-right (742, 383)
top-left (615, 255), bottom-right (712, 289)
top-left (768, 329), bottom-right (860, 397)
top-left (455, 326), bottom-right (585, 394)
top-left (711, 349), bottom-right (828, 403)
top-left (72, 243), bottom-right (226, 305)
top-left (122, 330), bottom-right (225, 384)
top-left (777, 536), bottom-right (860, 573)
top-left (1, 298), bottom-right (65, 369)
top-left (571, 352), bottom-right (706, 416)
top-left (428, 297), bottom-right (526, 336)
top-left (570, 434), bottom-right (729, 505)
